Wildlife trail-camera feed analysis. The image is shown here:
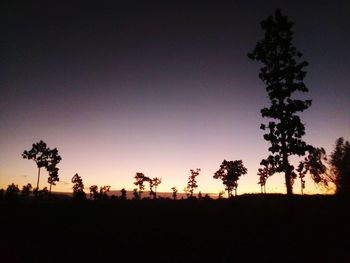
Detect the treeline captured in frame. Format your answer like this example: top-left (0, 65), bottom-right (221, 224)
top-left (3, 9), bottom-right (350, 200)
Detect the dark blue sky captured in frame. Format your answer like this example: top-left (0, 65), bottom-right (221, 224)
top-left (1, 0), bottom-right (349, 194)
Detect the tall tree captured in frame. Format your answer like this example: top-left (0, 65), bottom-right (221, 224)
top-left (46, 148), bottom-right (62, 193)
top-left (71, 173), bottom-right (86, 200)
top-left (22, 140), bottom-right (50, 190)
top-left (214, 160), bottom-right (247, 197)
top-left (329, 137), bottom-right (350, 194)
top-left (249, 9), bottom-right (312, 195)
top-left (184, 168), bottom-right (200, 198)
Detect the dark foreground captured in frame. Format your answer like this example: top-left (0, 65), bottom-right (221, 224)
top-left (1, 195), bottom-right (350, 262)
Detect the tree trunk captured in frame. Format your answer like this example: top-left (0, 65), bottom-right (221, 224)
top-left (285, 171), bottom-right (293, 195)
top-left (36, 167), bottom-right (41, 189)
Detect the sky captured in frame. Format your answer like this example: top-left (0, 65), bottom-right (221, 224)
top-left (1, 0), bottom-right (349, 196)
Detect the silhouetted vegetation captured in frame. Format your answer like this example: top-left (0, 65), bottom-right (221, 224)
top-left (22, 140), bottom-right (61, 193)
top-left (249, 9), bottom-right (314, 195)
top-left (184, 168), bottom-right (200, 198)
top-left (21, 183), bottom-right (32, 197)
top-left (297, 147), bottom-right (327, 195)
top-left (134, 172), bottom-right (148, 199)
top-left (329, 137), bottom-right (350, 194)
top-left (214, 160), bottom-right (247, 197)
top-left (6, 183), bottom-right (20, 199)
top-left (71, 173), bottom-right (86, 200)
top-left (171, 187), bottom-right (178, 200)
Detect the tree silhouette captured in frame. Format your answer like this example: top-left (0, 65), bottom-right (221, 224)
top-left (72, 173), bottom-right (86, 200)
top-left (171, 187), bottom-right (178, 200)
top-left (6, 183), bottom-right (20, 199)
top-left (46, 148), bottom-right (62, 193)
top-left (329, 137), bottom-right (350, 194)
top-left (249, 9), bottom-right (312, 195)
top-left (99, 186), bottom-right (111, 200)
top-left (134, 172), bottom-right (147, 199)
top-left (89, 185), bottom-right (99, 200)
top-left (214, 160), bottom-right (247, 197)
top-left (257, 157), bottom-right (275, 194)
top-left (120, 188), bottom-right (127, 200)
top-left (148, 177), bottom-right (162, 199)
top-left (297, 147), bottom-right (327, 195)
top-left (22, 141), bottom-right (62, 192)
top-left (22, 140), bottom-right (50, 190)
top-left (184, 168), bottom-right (200, 198)
top-left (132, 188), bottom-right (140, 200)
top-left (21, 183), bottom-right (32, 197)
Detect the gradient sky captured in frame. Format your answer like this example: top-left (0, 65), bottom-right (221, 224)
top-left (1, 0), bottom-right (349, 195)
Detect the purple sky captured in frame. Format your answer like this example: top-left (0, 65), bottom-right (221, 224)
top-left (1, 0), bottom-right (349, 195)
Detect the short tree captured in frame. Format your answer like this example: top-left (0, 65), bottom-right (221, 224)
top-left (6, 183), bottom-right (20, 199)
top-left (21, 183), bottom-right (33, 197)
top-left (71, 173), bottom-right (86, 200)
top-left (171, 187), bottom-right (178, 200)
top-left (134, 172), bottom-right (147, 199)
top-left (249, 9), bottom-right (313, 195)
top-left (120, 188), bottom-right (127, 200)
top-left (297, 147), bottom-right (327, 195)
top-left (214, 160), bottom-right (247, 197)
top-left (132, 188), bottom-right (140, 200)
top-left (257, 157), bottom-right (275, 194)
top-left (99, 186), bottom-right (111, 200)
top-left (89, 185), bottom-right (99, 200)
top-left (184, 168), bottom-right (200, 198)
top-left (148, 177), bottom-right (162, 199)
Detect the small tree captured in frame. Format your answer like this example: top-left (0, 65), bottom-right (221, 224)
top-left (257, 157), bottom-right (275, 194)
top-left (120, 188), bottom-right (127, 200)
top-left (134, 172), bottom-right (147, 199)
top-left (21, 183), bottom-right (33, 197)
top-left (297, 147), bottom-right (327, 195)
top-left (132, 188), bottom-right (140, 200)
top-left (171, 187), bottom-right (178, 200)
top-left (329, 137), bottom-right (350, 194)
top-left (71, 173), bottom-right (86, 200)
top-left (6, 183), bottom-right (20, 199)
top-left (89, 185), bottom-right (99, 200)
top-left (214, 160), bottom-right (247, 197)
top-left (249, 9), bottom-right (312, 195)
top-left (148, 177), bottom-right (162, 199)
top-left (184, 168), bottom-right (200, 198)
top-left (99, 186), bottom-right (111, 200)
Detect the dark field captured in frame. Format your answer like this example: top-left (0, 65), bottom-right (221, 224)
top-left (1, 195), bottom-right (350, 262)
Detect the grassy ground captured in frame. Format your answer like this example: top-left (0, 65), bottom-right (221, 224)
top-left (1, 194), bottom-right (349, 262)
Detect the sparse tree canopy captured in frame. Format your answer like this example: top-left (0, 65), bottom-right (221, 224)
top-left (248, 9), bottom-right (312, 195)
top-left (22, 141), bottom-right (61, 192)
top-left (171, 187), bottom-right (178, 200)
top-left (134, 172), bottom-right (147, 198)
top-left (184, 168), bottom-right (200, 198)
top-left (297, 147), bottom-right (327, 194)
top-left (214, 160), bottom-right (247, 197)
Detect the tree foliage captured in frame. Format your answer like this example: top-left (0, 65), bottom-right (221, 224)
top-left (214, 160), bottom-right (247, 197)
top-left (72, 173), bottom-right (86, 200)
top-left (297, 147), bottom-right (327, 194)
top-left (134, 172), bottom-right (147, 198)
top-left (22, 140), bottom-right (61, 192)
top-left (184, 168), bottom-right (200, 198)
top-left (329, 137), bottom-right (350, 194)
top-left (248, 9), bottom-right (312, 194)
